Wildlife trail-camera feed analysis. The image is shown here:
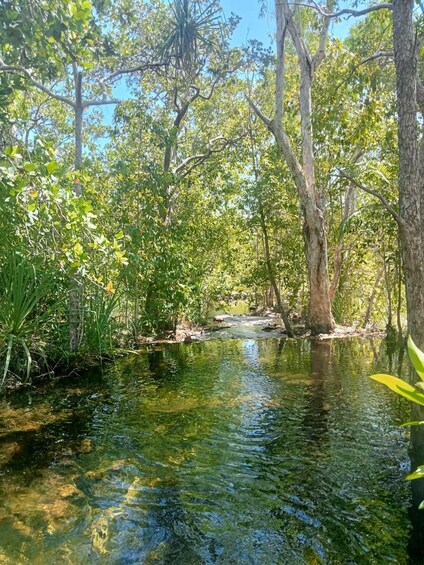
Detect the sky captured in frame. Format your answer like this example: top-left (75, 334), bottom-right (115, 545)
top-left (221, 0), bottom-right (275, 47)
top-left (220, 0), bottom-right (356, 44)
top-left (97, 1), bottom-right (357, 132)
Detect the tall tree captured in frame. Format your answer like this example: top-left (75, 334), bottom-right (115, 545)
top-left (249, 0), bottom-right (335, 335)
top-left (0, 0), bottom-right (162, 350)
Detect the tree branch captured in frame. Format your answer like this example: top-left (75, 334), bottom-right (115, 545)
top-left (280, 0), bottom-right (312, 66)
top-left (83, 99), bottom-right (121, 108)
top-left (175, 136), bottom-right (232, 177)
top-left (337, 169), bottom-right (404, 226)
top-left (101, 62), bottom-right (163, 84)
top-left (245, 93), bottom-right (272, 128)
top-left (0, 62), bottom-right (75, 109)
top-left (274, 0), bottom-right (287, 126)
top-left (292, 1), bottom-right (392, 18)
top-left (312, 0), bottom-right (334, 70)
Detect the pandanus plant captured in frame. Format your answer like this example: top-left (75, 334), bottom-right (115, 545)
top-left (0, 253), bottom-right (53, 386)
top-left (160, 0), bottom-right (221, 72)
top-left (371, 337), bottom-right (424, 507)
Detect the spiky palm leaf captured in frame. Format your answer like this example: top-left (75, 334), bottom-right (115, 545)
top-left (160, 0), bottom-right (221, 71)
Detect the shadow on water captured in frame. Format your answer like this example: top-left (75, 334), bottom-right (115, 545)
top-left (0, 337), bottom-right (417, 563)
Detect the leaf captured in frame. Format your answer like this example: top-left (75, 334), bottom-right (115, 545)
top-left (419, 500), bottom-right (424, 510)
top-left (407, 465), bottom-right (424, 481)
top-left (400, 421), bottom-right (424, 427)
top-left (369, 374), bottom-right (424, 406)
top-left (46, 161), bottom-right (58, 174)
top-left (81, 61), bottom-right (94, 69)
top-left (408, 336), bottom-right (424, 381)
top-left (115, 231), bottom-right (124, 240)
top-left (5, 145), bottom-right (18, 157)
top-left (74, 242), bottom-right (84, 256)
top-left (81, 0), bottom-right (92, 9)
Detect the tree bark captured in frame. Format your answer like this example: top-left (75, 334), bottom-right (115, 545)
top-left (69, 70), bottom-right (83, 352)
top-left (392, 0), bottom-right (424, 347)
top-left (249, 0), bottom-right (335, 335)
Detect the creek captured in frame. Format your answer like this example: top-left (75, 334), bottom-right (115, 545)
top-left (0, 336), bottom-right (420, 564)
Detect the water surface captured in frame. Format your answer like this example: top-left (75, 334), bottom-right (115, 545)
top-left (0, 338), bottom-right (417, 564)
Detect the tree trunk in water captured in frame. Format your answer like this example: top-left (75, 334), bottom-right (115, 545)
top-left (303, 202), bottom-right (334, 334)
top-left (272, 0), bottom-right (334, 335)
top-left (393, 4), bottom-right (424, 557)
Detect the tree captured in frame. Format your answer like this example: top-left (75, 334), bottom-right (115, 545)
top-left (249, 0), bottom-right (335, 335)
top-left (0, 0), bottom-right (162, 350)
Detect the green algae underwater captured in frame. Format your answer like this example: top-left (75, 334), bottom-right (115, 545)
top-left (0, 337), bottom-right (419, 564)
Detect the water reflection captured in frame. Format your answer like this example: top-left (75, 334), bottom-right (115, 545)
top-left (0, 338), bottom-right (413, 563)
top-left (302, 340), bottom-right (332, 446)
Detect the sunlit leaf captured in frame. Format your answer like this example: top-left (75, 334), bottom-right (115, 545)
top-left (400, 421), bottom-right (424, 427)
top-left (46, 161), bottom-right (58, 174)
top-left (369, 374), bottom-right (424, 406)
top-left (408, 336), bottom-right (424, 381)
top-left (407, 466), bottom-right (424, 481)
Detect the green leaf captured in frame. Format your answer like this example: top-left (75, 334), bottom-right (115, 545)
top-left (407, 465), bottom-right (424, 481)
top-left (115, 231), bottom-right (124, 240)
top-left (5, 145), bottom-right (18, 157)
top-left (81, 0), bottom-right (92, 9)
top-left (419, 500), bottom-right (424, 510)
top-left (74, 242), bottom-right (84, 256)
top-left (81, 61), bottom-right (94, 69)
top-left (408, 336), bottom-right (424, 381)
top-left (400, 421), bottom-right (424, 427)
top-left (369, 374), bottom-right (424, 406)
top-left (46, 161), bottom-right (58, 174)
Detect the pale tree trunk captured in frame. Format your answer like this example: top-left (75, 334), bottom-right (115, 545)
top-left (382, 245), bottom-right (393, 330)
top-left (249, 0), bottom-right (335, 335)
top-left (69, 70), bottom-right (83, 352)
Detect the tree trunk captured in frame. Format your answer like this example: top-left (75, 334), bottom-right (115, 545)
top-left (363, 265), bottom-right (384, 327)
top-left (69, 71), bottom-right (83, 353)
top-left (259, 204), bottom-right (294, 336)
top-left (268, 0), bottom-right (335, 335)
top-left (303, 202), bottom-right (334, 334)
top-left (393, 0), bottom-right (424, 347)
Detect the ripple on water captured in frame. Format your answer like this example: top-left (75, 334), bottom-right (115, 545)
top-left (0, 338), bottom-right (414, 564)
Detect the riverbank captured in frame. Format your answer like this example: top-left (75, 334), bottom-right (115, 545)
top-left (0, 314), bottom-right (389, 393)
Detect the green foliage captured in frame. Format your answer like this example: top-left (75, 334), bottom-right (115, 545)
top-left (0, 253), bottom-right (54, 385)
top-left (160, 0), bottom-right (221, 71)
top-left (0, 0), bottom-right (407, 385)
top-left (370, 337), bottom-right (424, 507)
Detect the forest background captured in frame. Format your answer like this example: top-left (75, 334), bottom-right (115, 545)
top-left (0, 0), bottom-right (417, 386)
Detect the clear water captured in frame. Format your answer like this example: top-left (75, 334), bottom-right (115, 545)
top-left (0, 338), bottom-right (420, 564)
